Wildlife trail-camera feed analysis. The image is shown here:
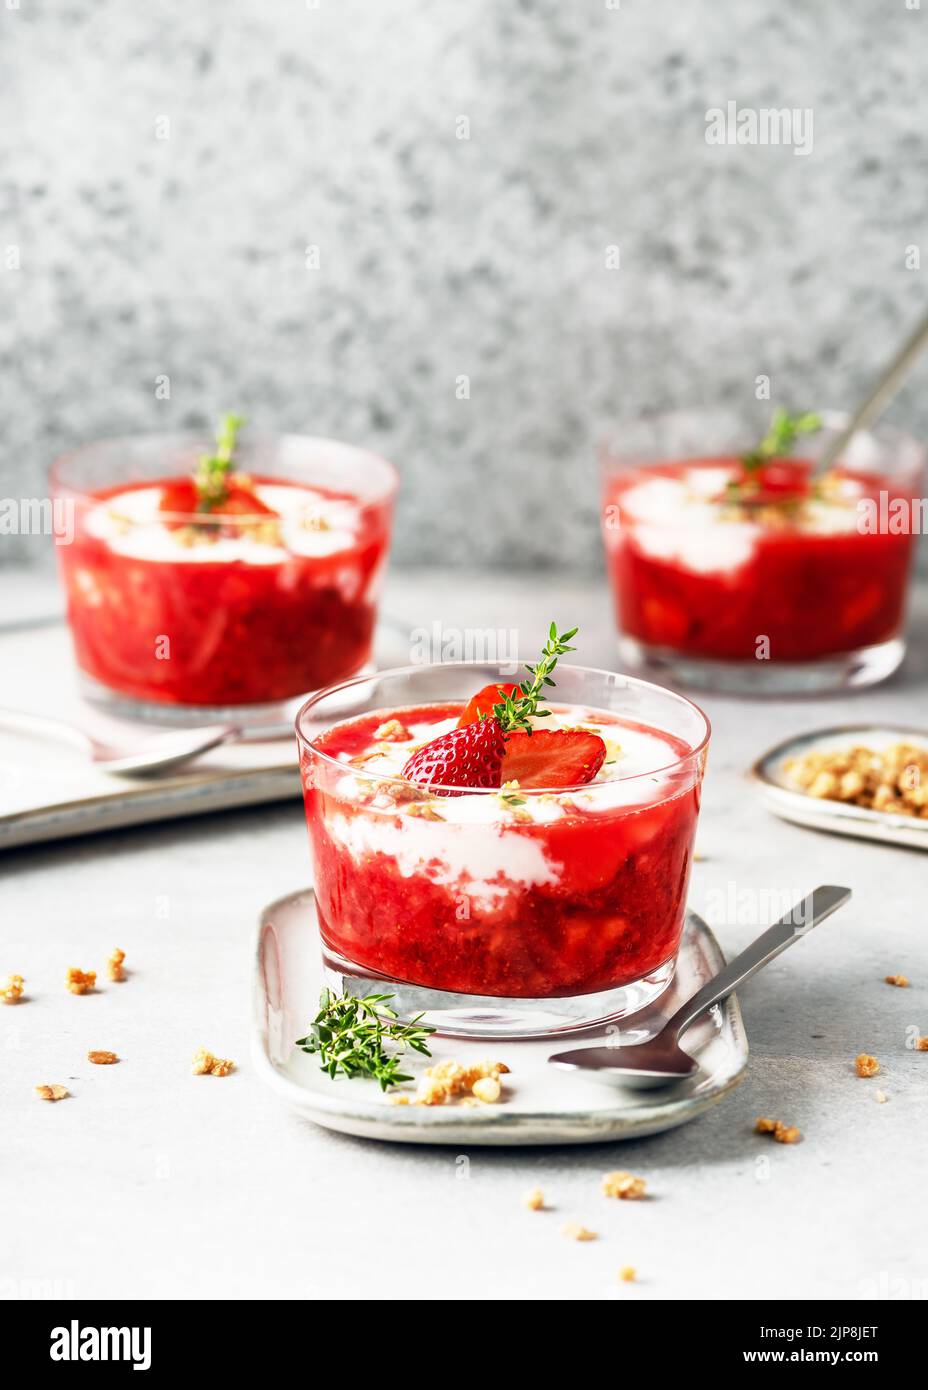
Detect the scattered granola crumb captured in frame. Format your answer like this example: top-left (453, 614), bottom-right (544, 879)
top-left (0, 974), bottom-right (24, 1004)
top-left (755, 1117), bottom-right (802, 1143)
top-left (191, 1047), bottom-right (235, 1077)
top-left (619, 1266), bottom-right (637, 1283)
top-left (522, 1188), bottom-right (546, 1211)
top-left (472, 1076), bottom-right (502, 1104)
top-left (915, 1037), bottom-right (928, 1052)
top-left (374, 718), bottom-right (410, 742)
top-left (874, 1090), bottom-right (888, 1104)
top-left (884, 973), bottom-right (909, 987)
top-left (561, 1222), bottom-right (597, 1242)
top-left (35, 1084), bottom-right (68, 1101)
top-left (107, 948), bottom-right (126, 983)
top-left (87, 1050), bottom-right (119, 1065)
top-left (414, 1059), bottom-right (510, 1106)
top-left (855, 1052), bottom-right (880, 1077)
top-left (66, 967), bottom-right (96, 995)
top-left (388, 1094), bottom-right (411, 1105)
top-left (602, 1170), bottom-right (647, 1200)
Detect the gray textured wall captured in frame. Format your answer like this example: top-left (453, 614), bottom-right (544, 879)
top-left (1, 0), bottom-right (925, 572)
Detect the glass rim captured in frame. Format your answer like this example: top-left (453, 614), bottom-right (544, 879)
top-left (49, 430), bottom-right (401, 519)
top-left (599, 407), bottom-right (926, 476)
top-left (295, 660), bottom-right (711, 797)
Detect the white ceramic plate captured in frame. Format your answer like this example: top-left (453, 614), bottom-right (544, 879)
top-left (752, 724), bottom-right (928, 852)
top-left (251, 890), bottom-right (748, 1146)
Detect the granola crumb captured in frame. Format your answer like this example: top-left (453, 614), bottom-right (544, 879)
top-left (191, 1047), bottom-right (235, 1077)
top-left (472, 1076), bottom-right (502, 1104)
top-left (855, 1052), bottom-right (880, 1077)
top-left (561, 1222), bottom-right (597, 1242)
top-left (619, 1265), bottom-right (637, 1283)
top-left (522, 1188), bottom-right (546, 1211)
top-left (35, 1084), bottom-right (68, 1101)
top-left (374, 719), bottom-right (409, 742)
top-left (884, 973), bottom-right (909, 987)
top-left (388, 1094), bottom-right (411, 1105)
top-left (87, 1050), bottom-right (119, 1065)
top-left (107, 948), bottom-right (126, 982)
top-left (755, 1117), bottom-right (801, 1143)
top-left (874, 1089), bottom-right (888, 1104)
top-left (66, 967), bottom-right (96, 995)
top-left (783, 742), bottom-right (928, 818)
top-left (602, 1170), bottom-right (647, 1200)
top-left (414, 1059), bottom-right (509, 1106)
top-left (0, 974), bottom-right (24, 1004)
top-left (915, 1037), bottom-right (928, 1052)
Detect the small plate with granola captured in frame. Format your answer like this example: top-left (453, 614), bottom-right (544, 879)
top-left (752, 725), bottom-right (928, 851)
top-left (251, 889), bottom-right (748, 1146)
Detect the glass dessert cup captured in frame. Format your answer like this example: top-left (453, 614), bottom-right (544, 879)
top-left (601, 410), bottom-right (925, 695)
top-left (296, 663), bottom-right (709, 1038)
top-left (51, 434), bottom-right (398, 724)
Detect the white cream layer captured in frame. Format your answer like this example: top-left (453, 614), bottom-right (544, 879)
top-left (86, 483), bottom-right (363, 564)
top-left (617, 469), bottom-right (862, 575)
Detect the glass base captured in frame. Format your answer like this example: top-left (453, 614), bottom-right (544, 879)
top-left (618, 635), bottom-right (905, 696)
top-left (321, 944), bottom-right (677, 1040)
top-left (76, 661), bottom-right (375, 735)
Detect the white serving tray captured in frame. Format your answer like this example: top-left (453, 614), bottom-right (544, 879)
top-left (752, 724), bottom-right (928, 852)
top-left (252, 889), bottom-right (748, 1146)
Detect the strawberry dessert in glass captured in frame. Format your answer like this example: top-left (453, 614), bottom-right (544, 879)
top-left (52, 416), bottom-right (398, 719)
top-left (296, 627), bottom-right (709, 1036)
top-left (602, 410), bottom-right (924, 694)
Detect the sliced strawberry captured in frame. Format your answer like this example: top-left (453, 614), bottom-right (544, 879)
top-left (212, 481), bottom-right (277, 518)
top-left (158, 478), bottom-right (198, 517)
top-left (403, 717), bottom-right (505, 796)
top-left (501, 729), bottom-right (606, 789)
top-left (456, 682), bottom-right (521, 728)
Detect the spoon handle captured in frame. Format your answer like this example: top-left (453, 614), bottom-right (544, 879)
top-left (669, 885), bottom-right (852, 1038)
top-left (816, 309), bottom-right (928, 473)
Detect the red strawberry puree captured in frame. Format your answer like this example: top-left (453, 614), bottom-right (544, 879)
top-left (603, 458), bottom-right (918, 661)
top-left (56, 475), bottom-right (393, 706)
top-left (301, 701), bottom-right (702, 998)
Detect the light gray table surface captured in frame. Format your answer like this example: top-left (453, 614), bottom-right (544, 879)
top-left (2, 568), bottom-right (926, 1302)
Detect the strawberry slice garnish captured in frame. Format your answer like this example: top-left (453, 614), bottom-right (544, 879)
top-left (403, 717), bottom-right (505, 797)
top-left (456, 682), bottom-right (521, 728)
top-left (210, 480), bottom-right (277, 518)
top-left (500, 729), bottom-right (606, 789)
top-left (158, 478), bottom-right (198, 517)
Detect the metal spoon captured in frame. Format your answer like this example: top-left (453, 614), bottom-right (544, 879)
top-left (549, 884), bottom-right (851, 1090)
top-left (0, 707), bottom-right (244, 777)
top-left (815, 308), bottom-right (928, 474)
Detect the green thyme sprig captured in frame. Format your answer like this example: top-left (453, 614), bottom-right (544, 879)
top-left (492, 622), bottom-right (578, 735)
top-left (741, 408), bottom-right (822, 473)
top-left (295, 989), bottom-right (435, 1091)
top-left (195, 412), bottom-right (246, 510)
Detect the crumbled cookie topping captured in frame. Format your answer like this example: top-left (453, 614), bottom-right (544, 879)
top-left (66, 967), bottom-right (96, 995)
top-left (619, 1266), bottom-right (637, 1283)
top-left (885, 973), bottom-right (910, 987)
top-left (88, 1050), bottom-right (119, 1065)
top-left (0, 974), bottom-right (24, 1004)
top-left (107, 948), bottom-right (126, 982)
top-left (855, 1053), bottom-right (880, 1078)
top-left (522, 1188), bottom-right (546, 1211)
top-left (602, 1171), bottom-right (647, 1200)
top-left (374, 719), bottom-right (410, 742)
top-left (192, 1047), bottom-right (235, 1077)
top-left (784, 742), bottom-right (928, 817)
top-left (755, 1117), bottom-right (802, 1143)
top-left (35, 1084), bottom-right (68, 1102)
top-left (413, 1059), bottom-right (509, 1106)
top-left (561, 1223), bottom-right (597, 1241)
